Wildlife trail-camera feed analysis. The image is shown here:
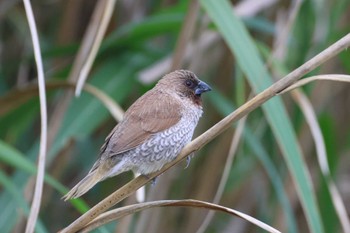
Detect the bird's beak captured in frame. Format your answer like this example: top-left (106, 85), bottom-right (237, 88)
top-left (195, 81), bottom-right (212, 95)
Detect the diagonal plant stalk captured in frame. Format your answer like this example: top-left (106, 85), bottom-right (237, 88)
top-left (59, 33), bottom-right (350, 233)
top-left (279, 74), bottom-right (350, 232)
top-left (74, 0), bottom-right (116, 97)
top-left (289, 88), bottom-right (350, 233)
top-left (269, 0), bottom-right (349, 229)
top-left (170, 0), bottom-right (199, 70)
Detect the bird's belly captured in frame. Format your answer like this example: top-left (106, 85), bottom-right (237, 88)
top-left (128, 120), bottom-right (196, 175)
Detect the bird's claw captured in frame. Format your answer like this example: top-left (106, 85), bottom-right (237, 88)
top-left (143, 174), bottom-right (158, 186)
top-left (185, 156), bottom-right (191, 169)
top-left (185, 153), bottom-right (194, 169)
top-left (151, 177), bottom-right (157, 186)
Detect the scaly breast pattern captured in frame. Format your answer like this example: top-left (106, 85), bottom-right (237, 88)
top-left (127, 105), bottom-right (203, 175)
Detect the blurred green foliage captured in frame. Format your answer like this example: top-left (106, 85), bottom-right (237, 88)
top-left (1, 0), bottom-right (350, 233)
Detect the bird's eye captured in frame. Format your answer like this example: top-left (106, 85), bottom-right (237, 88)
top-left (185, 80), bottom-right (193, 87)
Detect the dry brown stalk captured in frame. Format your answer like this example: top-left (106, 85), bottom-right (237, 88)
top-left (60, 33), bottom-right (350, 233)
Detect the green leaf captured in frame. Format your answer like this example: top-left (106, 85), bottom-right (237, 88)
top-left (101, 13), bottom-right (183, 53)
top-left (0, 170), bottom-right (48, 233)
top-left (209, 91), bottom-right (297, 233)
top-left (200, 1), bottom-right (324, 233)
top-left (49, 58), bottom-right (136, 161)
top-left (0, 140), bottom-right (89, 212)
top-left (0, 55), bottom-right (144, 233)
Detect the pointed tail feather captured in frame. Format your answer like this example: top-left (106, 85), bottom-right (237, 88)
top-left (62, 170), bottom-right (103, 201)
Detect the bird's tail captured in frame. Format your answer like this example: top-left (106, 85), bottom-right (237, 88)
top-left (62, 170), bottom-right (103, 201)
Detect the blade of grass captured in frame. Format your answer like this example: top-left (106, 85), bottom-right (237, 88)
top-left (199, 1), bottom-right (324, 232)
top-left (292, 90), bottom-right (350, 233)
top-left (0, 170), bottom-right (48, 233)
top-left (0, 56), bottom-right (135, 233)
top-left (268, 2), bottom-right (350, 228)
top-left (208, 91), bottom-right (298, 233)
top-left (60, 32), bottom-right (350, 232)
top-left (0, 140), bottom-right (89, 213)
top-left (75, 0), bottom-right (116, 96)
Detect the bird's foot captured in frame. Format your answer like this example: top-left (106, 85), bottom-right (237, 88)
top-left (185, 153), bottom-right (195, 169)
top-left (151, 177), bottom-right (157, 186)
top-left (142, 174), bottom-right (158, 186)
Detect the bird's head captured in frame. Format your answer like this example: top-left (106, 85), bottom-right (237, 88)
top-left (157, 70), bottom-right (211, 105)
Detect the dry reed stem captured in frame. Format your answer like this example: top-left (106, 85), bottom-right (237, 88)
top-left (80, 199), bottom-right (281, 233)
top-left (279, 74), bottom-right (350, 94)
top-left (0, 81), bottom-right (124, 122)
top-left (270, 4), bottom-right (349, 231)
top-left (284, 80), bottom-right (350, 233)
top-left (59, 33), bottom-right (350, 233)
top-left (45, 0), bottom-right (118, 169)
top-left (75, 0), bottom-right (116, 96)
top-left (170, 0), bottom-right (199, 70)
top-left (22, 0), bottom-right (48, 232)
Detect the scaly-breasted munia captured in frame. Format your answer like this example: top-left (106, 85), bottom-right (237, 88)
top-left (63, 70), bottom-right (211, 200)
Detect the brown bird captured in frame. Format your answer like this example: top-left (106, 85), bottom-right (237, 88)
top-left (63, 70), bottom-right (211, 200)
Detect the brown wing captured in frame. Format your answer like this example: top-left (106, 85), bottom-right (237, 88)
top-left (100, 89), bottom-right (182, 158)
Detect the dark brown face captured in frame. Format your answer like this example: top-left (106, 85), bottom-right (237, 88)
top-left (178, 71), bottom-right (211, 107)
top-left (182, 73), bottom-right (211, 98)
top-left (158, 70), bottom-right (211, 100)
